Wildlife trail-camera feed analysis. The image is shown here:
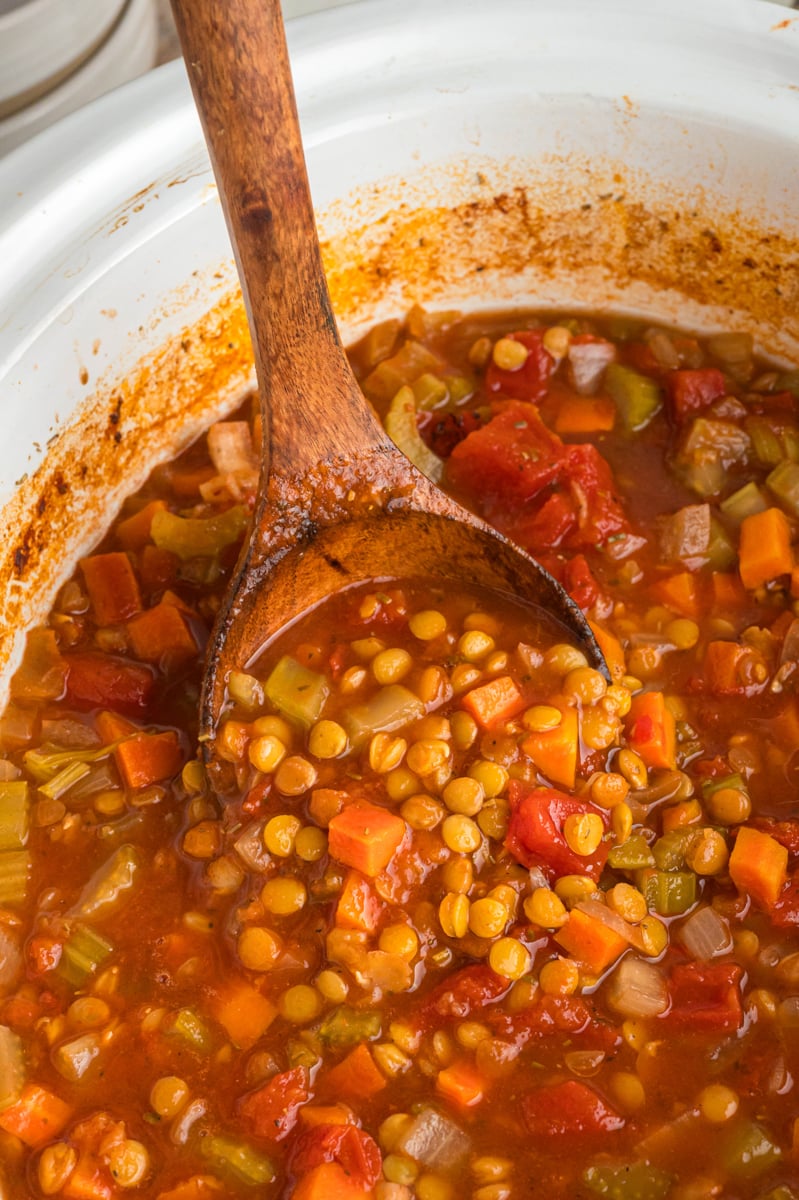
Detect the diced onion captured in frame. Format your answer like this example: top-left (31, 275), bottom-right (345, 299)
top-left (567, 340), bottom-right (616, 395)
top-left (675, 905), bottom-right (732, 961)
top-left (564, 1049), bottom-right (606, 1077)
top-left (646, 329), bottom-right (681, 370)
top-left (40, 719), bottom-right (100, 749)
top-left (234, 822), bottom-right (270, 871)
top-left (577, 899), bottom-right (645, 952)
top-left (660, 503), bottom-right (711, 565)
top-left (397, 1107), bottom-right (471, 1170)
top-left (207, 421), bottom-right (257, 475)
top-left (227, 671), bottom-right (265, 711)
top-left (606, 956), bottom-right (668, 1018)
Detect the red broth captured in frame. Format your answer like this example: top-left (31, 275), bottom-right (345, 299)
top-left (2, 309), bottom-right (799, 1199)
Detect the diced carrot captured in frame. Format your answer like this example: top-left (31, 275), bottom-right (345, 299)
top-left (156, 1178), bottom-right (226, 1200)
top-left (297, 1105), bottom-right (356, 1129)
top-left (739, 507), bottom-right (794, 590)
top-left (703, 640), bottom-right (764, 696)
top-left (461, 675), bottom-right (525, 729)
top-left (291, 1162), bottom-right (372, 1200)
top-left (80, 552), bottom-right (142, 625)
top-left (213, 981), bottom-right (276, 1049)
top-left (712, 571), bottom-right (747, 610)
top-left (521, 706), bottom-right (579, 789)
top-left (116, 500), bottom-right (167, 551)
top-left (126, 602), bottom-right (198, 666)
top-left (554, 907), bottom-right (627, 975)
top-left (436, 1059), bottom-right (485, 1108)
top-left (336, 870), bottom-right (383, 933)
top-left (140, 544), bottom-right (179, 591)
top-left (324, 1044), bottom-right (386, 1100)
top-left (327, 803), bottom-right (406, 878)
top-left (587, 620), bottom-right (626, 684)
top-left (114, 731), bottom-right (184, 789)
top-left (661, 799), bottom-right (702, 833)
top-left (650, 571), bottom-right (700, 620)
top-left (169, 464), bottom-right (216, 499)
top-left (553, 392), bottom-right (616, 435)
top-left (160, 589), bottom-right (197, 616)
top-left (0, 1083), bottom-right (73, 1146)
top-left (729, 826), bottom-right (788, 911)
top-left (62, 1155), bottom-right (113, 1200)
top-left (625, 691), bottom-right (675, 770)
top-left (95, 709), bottom-right (138, 742)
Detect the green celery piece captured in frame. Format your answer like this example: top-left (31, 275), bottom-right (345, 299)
top-left (0, 851), bottom-right (30, 906)
top-left (722, 1121), bottom-right (781, 1178)
top-left (342, 684), bottom-right (424, 748)
top-left (58, 924), bottom-right (114, 985)
top-left (362, 339), bottom-right (445, 404)
top-left (702, 772), bottom-right (747, 799)
top-left (583, 1162), bottom-right (674, 1200)
top-left (168, 1008), bottom-right (212, 1053)
top-left (652, 828), bottom-right (697, 871)
top-left (0, 1025), bottom-right (25, 1110)
top-left (637, 868), bottom-right (696, 916)
top-left (746, 416), bottom-right (785, 466)
top-left (447, 375), bottom-right (475, 405)
top-left (720, 481), bottom-right (768, 526)
top-left (385, 386), bottom-right (444, 484)
top-left (70, 844), bottom-right (140, 920)
top-left (607, 834), bottom-right (655, 872)
top-left (202, 1135), bottom-right (276, 1186)
top-left (411, 372), bottom-right (449, 411)
top-left (151, 505), bottom-right (248, 561)
top-left (264, 656), bottom-right (330, 727)
top-left (606, 364), bottom-right (662, 433)
top-left (318, 1005), bottom-right (381, 1048)
top-left (767, 460), bottom-right (799, 519)
top-left (0, 781), bottom-right (29, 850)
top-left (39, 760), bottom-right (91, 802)
top-left (23, 743), bottom-right (113, 784)
top-left (707, 516), bottom-right (737, 571)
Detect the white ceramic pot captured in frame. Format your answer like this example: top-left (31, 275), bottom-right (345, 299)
top-left (0, 0), bottom-right (798, 705)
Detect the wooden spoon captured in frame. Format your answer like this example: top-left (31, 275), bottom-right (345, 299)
top-left (169, 0), bottom-right (606, 783)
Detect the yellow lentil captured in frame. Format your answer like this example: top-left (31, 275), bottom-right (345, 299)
top-left (150, 1075), bottom-right (190, 1119)
top-left (107, 1140), bottom-right (150, 1187)
top-left (606, 882), bottom-right (647, 924)
top-left (492, 336), bottom-right (529, 370)
top-left (524, 887), bottom-right (568, 929)
top-left (252, 715), bottom-right (294, 744)
top-left (38, 1143), bottom-right (77, 1195)
top-left (640, 915), bottom-right (668, 957)
top-left (685, 827), bottom-right (729, 875)
top-left (274, 756), bottom-right (317, 796)
top-left (248, 735), bottom-right (287, 774)
top-left (539, 957), bottom-right (580, 996)
top-left (294, 825), bottom-right (327, 862)
top-left (407, 739), bottom-right (451, 777)
top-left (263, 814), bottom-right (301, 858)
top-left (369, 733), bottom-right (408, 774)
top-left (468, 897), bottom-right (508, 939)
top-left (385, 766), bottom-right (419, 801)
top-left (316, 969), bottom-right (349, 1002)
top-left (458, 630), bottom-right (496, 662)
top-left (451, 710), bottom-right (479, 750)
top-left (468, 760), bottom-right (508, 798)
top-left (612, 801), bottom-right (633, 844)
top-left (610, 1071), bottom-right (646, 1112)
top-left (564, 666), bottom-right (608, 704)
top-left (590, 772), bottom-right (630, 809)
top-left (439, 892), bottom-right (470, 938)
top-left (442, 855), bottom-right (474, 894)
top-left (489, 937), bottom-right (531, 980)
top-left (308, 719), bottom-right (348, 759)
top-left (442, 813), bottom-right (482, 854)
top-left (563, 812), bottom-right (604, 857)
top-left (522, 705), bottom-right (562, 733)
top-left (237, 926), bottom-right (282, 970)
top-left (442, 776), bottom-right (484, 816)
top-left (409, 610), bottom-right (448, 640)
top-left (706, 786), bottom-right (751, 825)
top-left (401, 793), bottom-right (445, 830)
top-left (261, 877), bottom-right (307, 915)
top-left (698, 1083), bottom-right (739, 1123)
top-left (372, 647), bottom-right (413, 685)
top-left (477, 798), bottom-right (510, 841)
top-left (379, 923), bottom-right (419, 959)
top-left (544, 644), bottom-right (589, 675)
top-left (666, 618), bottom-right (700, 649)
top-left (279, 984), bottom-right (322, 1024)
top-left (618, 749), bottom-right (648, 790)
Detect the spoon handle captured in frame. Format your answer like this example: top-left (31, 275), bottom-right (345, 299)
top-left (170, 0), bottom-right (391, 481)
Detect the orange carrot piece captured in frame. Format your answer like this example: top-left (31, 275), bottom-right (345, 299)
top-left (291, 1162), bottom-right (371, 1200)
top-left (436, 1059), bottom-right (486, 1108)
top-left (521, 706), bottom-right (579, 789)
top-left (0, 1083), bottom-right (73, 1146)
top-left (703, 640), bottom-right (762, 696)
top-left (327, 803), bottom-right (406, 878)
top-left (336, 870), bottom-right (383, 933)
top-left (169, 464), bottom-right (216, 499)
top-left (213, 981), bottom-right (277, 1049)
top-left (661, 799), bottom-right (702, 833)
top-left (114, 730), bottom-right (184, 789)
top-left (80, 552), bottom-right (142, 625)
top-left (140, 544), bottom-right (178, 591)
top-left (156, 1178), bottom-right (226, 1200)
top-left (126, 602), bottom-right (198, 666)
top-left (553, 393), bottom-right (616, 435)
top-left (729, 826), bottom-right (788, 911)
top-left (625, 691), bottom-right (676, 770)
top-left (461, 675), bottom-right (525, 730)
top-left (62, 1155), bottom-right (113, 1200)
top-left (739, 507), bottom-right (794, 590)
top-left (650, 571), bottom-right (700, 620)
top-left (324, 1043), bottom-right (386, 1099)
top-left (297, 1104), bottom-right (355, 1129)
top-left (95, 709), bottom-right (138, 743)
top-left (554, 907), bottom-right (627, 974)
top-left (588, 620), bottom-right (626, 684)
top-left (116, 500), bottom-right (167, 551)
top-left (712, 571), bottom-right (747, 610)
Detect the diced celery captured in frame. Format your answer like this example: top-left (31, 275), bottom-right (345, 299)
top-left (607, 834), bottom-right (655, 872)
top-left (0, 781), bottom-right (29, 850)
top-left (583, 1162), bottom-right (674, 1200)
top-left (702, 772), bottom-right (747, 799)
top-left (652, 829), bottom-right (697, 871)
top-left (720, 481), bottom-right (769, 526)
top-left (605, 364), bottom-right (662, 432)
top-left (362, 339), bottom-right (445, 403)
top-left (70, 844), bottom-right (140, 920)
top-left (722, 1120), bottom-right (781, 1178)
top-left (746, 416), bottom-right (790, 466)
top-left (707, 517), bottom-right (737, 571)
top-left (342, 685), bottom-right (425, 748)
top-left (58, 924), bottom-right (114, 985)
top-left (318, 1005), bottom-right (381, 1047)
top-left (385, 386), bottom-right (444, 483)
top-left (767, 460), bottom-right (799, 519)
top-left (637, 868), bottom-right (696, 915)
top-left (0, 850), bottom-right (30, 906)
top-left (202, 1135), bottom-right (275, 1185)
top-left (167, 1008), bottom-right (212, 1053)
top-left (38, 760), bottom-right (91, 802)
top-left (447, 375), bottom-right (475, 405)
top-left (151, 505), bottom-right (248, 561)
top-left (412, 372), bottom-right (449, 411)
top-left (264, 656), bottom-right (329, 726)
top-left (23, 743), bottom-right (112, 784)
top-left (0, 1025), bottom-right (25, 1110)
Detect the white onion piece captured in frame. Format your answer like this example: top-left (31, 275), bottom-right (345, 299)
top-left (564, 1048), bottom-right (606, 1077)
top-left (0, 931), bottom-right (22, 990)
top-left (606, 956), bottom-right (668, 1018)
top-left (646, 329), bottom-right (681, 369)
top-left (207, 420), bottom-right (257, 474)
top-left (676, 905), bottom-right (732, 961)
top-left (567, 340), bottom-right (616, 395)
top-left (576, 899), bottom-right (645, 953)
top-left (234, 822), bottom-right (270, 872)
top-left (397, 1107), bottom-right (471, 1170)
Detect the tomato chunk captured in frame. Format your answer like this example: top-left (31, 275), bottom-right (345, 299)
top-left (485, 330), bottom-right (556, 401)
top-left (239, 1068), bottom-right (310, 1141)
top-left (447, 401), bottom-right (565, 509)
top-left (289, 1124), bottom-right (381, 1190)
top-left (522, 1080), bottom-right (624, 1138)
top-left (64, 651), bottom-right (155, 714)
top-left (664, 962), bottom-right (743, 1032)
top-left (666, 367), bottom-right (727, 423)
top-left (504, 783), bottom-right (609, 881)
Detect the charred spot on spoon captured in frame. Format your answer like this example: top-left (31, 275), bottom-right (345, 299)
top-left (240, 186), bottom-right (273, 232)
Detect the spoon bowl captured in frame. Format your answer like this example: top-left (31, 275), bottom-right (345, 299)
top-left (169, 0), bottom-right (606, 782)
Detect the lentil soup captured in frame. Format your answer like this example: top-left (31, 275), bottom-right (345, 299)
top-left (2, 308), bottom-right (799, 1199)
